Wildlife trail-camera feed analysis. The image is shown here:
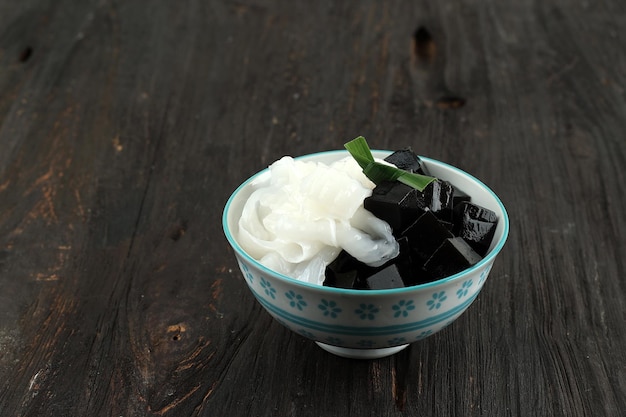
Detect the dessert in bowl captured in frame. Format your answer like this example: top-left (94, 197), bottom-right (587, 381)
top-left (222, 148), bottom-right (509, 359)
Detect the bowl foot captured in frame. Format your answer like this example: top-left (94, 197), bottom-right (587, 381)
top-left (315, 342), bottom-right (409, 359)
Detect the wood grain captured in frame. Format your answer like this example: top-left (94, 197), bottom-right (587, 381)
top-left (0, 0), bottom-right (624, 416)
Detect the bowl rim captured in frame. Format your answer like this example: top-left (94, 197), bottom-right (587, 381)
top-left (222, 149), bottom-right (510, 295)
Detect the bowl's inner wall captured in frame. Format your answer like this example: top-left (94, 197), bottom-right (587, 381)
top-left (225, 150), bottom-right (508, 269)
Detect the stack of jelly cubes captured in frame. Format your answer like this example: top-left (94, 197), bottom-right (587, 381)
top-left (323, 148), bottom-right (498, 290)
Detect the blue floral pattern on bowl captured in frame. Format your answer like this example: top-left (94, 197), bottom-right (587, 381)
top-left (326, 336), bottom-right (343, 345)
top-left (260, 277), bottom-right (276, 299)
top-left (318, 299), bottom-right (342, 318)
top-left (415, 330), bottom-right (433, 340)
top-left (285, 290), bottom-right (307, 311)
top-left (388, 336), bottom-right (407, 345)
top-left (392, 300), bottom-right (415, 318)
top-left (357, 339), bottom-right (376, 348)
top-left (355, 303), bottom-right (379, 320)
top-left (427, 291), bottom-right (447, 310)
top-left (456, 280), bottom-right (473, 299)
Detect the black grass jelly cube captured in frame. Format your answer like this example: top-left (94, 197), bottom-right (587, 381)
top-left (424, 237), bottom-right (482, 280)
top-left (365, 263), bottom-right (405, 290)
top-left (420, 179), bottom-right (454, 222)
top-left (364, 180), bottom-right (426, 234)
top-left (401, 210), bottom-right (454, 264)
top-left (453, 202), bottom-right (498, 256)
top-left (384, 147), bottom-right (430, 175)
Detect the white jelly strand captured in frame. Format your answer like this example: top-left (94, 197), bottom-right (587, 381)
top-left (238, 156), bottom-right (399, 281)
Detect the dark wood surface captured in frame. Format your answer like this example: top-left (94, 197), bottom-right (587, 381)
top-left (1, 0), bottom-right (625, 416)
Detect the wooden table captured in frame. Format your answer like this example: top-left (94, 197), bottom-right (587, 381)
top-left (1, 1), bottom-right (624, 416)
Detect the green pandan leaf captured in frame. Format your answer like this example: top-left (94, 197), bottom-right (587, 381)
top-left (343, 135), bottom-right (374, 170)
top-left (344, 136), bottom-right (436, 192)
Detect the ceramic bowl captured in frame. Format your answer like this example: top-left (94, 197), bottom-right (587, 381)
top-left (222, 150), bottom-right (509, 359)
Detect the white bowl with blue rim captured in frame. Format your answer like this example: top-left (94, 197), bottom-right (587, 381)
top-left (223, 150), bottom-right (509, 359)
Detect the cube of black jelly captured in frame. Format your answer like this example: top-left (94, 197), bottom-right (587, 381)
top-left (404, 266), bottom-right (436, 286)
top-left (452, 186), bottom-right (471, 208)
top-left (390, 237), bottom-right (418, 286)
top-left (420, 179), bottom-right (454, 222)
top-left (438, 219), bottom-right (454, 231)
top-left (358, 237), bottom-right (432, 287)
top-left (323, 269), bottom-right (358, 289)
top-left (364, 180), bottom-right (426, 233)
top-left (324, 250), bottom-right (379, 289)
top-left (424, 237), bottom-right (483, 280)
top-left (453, 202), bottom-right (498, 256)
top-left (365, 263), bottom-right (405, 290)
top-left (384, 147), bottom-right (430, 175)
top-left (401, 210), bottom-right (454, 264)
top-left (323, 251), bottom-right (359, 288)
